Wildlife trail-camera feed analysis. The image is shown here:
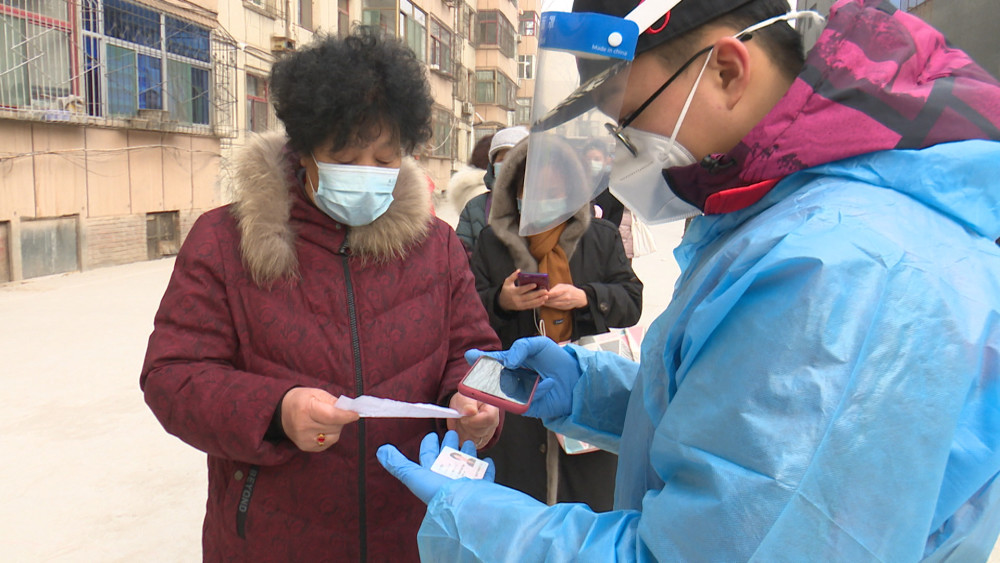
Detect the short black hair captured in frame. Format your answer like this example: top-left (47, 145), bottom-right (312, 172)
top-left (269, 28), bottom-right (434, 156)
top-left (470, 134), bottom-right (493, 169)
top-left (653, 0), bottom-right (805, 81)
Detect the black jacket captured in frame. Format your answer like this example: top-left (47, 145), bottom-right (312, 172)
top-left (471, 220), bottom-right (642, 347)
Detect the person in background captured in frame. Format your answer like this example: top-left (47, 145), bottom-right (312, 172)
top-left (469, 137), bottom-right (642, 511)
top-left (378, 0), bottom-right (1000, 560)
top-left (588, 141), bottom-right (647, 260)
top-left (447, 133), bottom-right (493, 220)
top-left (455, 126), bottom-right (530, 255)
top-left (586, 141), bottom-right (625, 227)
top-left (139, 30), bottom-right (500, 562)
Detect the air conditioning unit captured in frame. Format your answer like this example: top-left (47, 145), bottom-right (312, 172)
top-left (271, 35), bottom-right (296, 53)
top-left (461, 102), bottom-right (474, 116)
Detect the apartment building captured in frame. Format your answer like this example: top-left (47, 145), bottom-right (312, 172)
top-left (0, 0), bottom-right (537, 281)
top-left (1, 0), bottom-right (233, 282)
top-left (513, 0), bottom-right (536, 126)
top-left (471, 0), bottom-right (517, 141)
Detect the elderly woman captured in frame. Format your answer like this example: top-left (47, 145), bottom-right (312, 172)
top-left (140, 30), bottom-right (500, 561)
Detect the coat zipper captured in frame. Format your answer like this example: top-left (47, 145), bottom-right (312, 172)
top-left (235, 465), bottom-right (260, 539)
top-left (340, 239), bottom-right (367, 561)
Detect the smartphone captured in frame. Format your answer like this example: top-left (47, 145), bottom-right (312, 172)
top-left (515, 272), bottom-right (549, 290)
top-left (458, 356), bottom-right (541, 414)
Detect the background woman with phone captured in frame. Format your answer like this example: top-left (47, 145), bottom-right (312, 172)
top-left (469, 137), bottom-right (643, 511)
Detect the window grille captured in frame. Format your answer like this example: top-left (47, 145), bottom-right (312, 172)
top-left (0, 0), bottom-right (237, 136)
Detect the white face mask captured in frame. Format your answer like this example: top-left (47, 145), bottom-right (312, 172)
top-left (311, 156), bottom-right (399, 227)
top-left (610, 128), bottom-right (700, 224)
top-left (589, 159), bottom-right (606, 176)
top-left (609, 44), bottom-right (712, 225)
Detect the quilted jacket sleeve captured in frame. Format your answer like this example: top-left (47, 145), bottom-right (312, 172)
top-left (439, 224), bottom-right (504, 447)
top-left (140, 213), bottom-right (299, 466)
top-left (439, 223), bottom-right (503, 403)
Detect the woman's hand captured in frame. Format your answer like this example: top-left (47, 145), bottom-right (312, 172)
top-left (447, 392), bottom-right (500, 449)
top-left (544, 283), bottom-right (587, 310)
top-left (281, 387), bottom-right (360, 452)
top-left (497, 269), bottom-right (548, 312)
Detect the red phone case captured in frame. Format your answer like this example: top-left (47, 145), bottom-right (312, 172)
top-left (516, 272), bottom-right (549, 290)
top-left (458, 357), bottom-right (540, 414)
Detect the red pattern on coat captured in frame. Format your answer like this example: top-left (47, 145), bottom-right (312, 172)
top-left (140, 184), bottom-right (499, 561)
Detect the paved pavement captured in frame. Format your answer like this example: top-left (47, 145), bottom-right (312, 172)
top-left (1, 202), bottom-right (996, 560)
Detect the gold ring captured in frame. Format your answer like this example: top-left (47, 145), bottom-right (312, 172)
top-left (316, 433), bottom-right (326, 446)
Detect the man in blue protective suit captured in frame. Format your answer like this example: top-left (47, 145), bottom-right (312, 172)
top-left (377, 0), bottom-right (1000, 560)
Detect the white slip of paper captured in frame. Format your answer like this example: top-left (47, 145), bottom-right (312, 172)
top-left (335, 395), bottom-right (462, 418)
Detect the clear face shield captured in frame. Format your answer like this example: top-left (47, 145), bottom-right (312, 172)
top-left (518, 10), bottom-right (645, 236)
top-left (521, 2), bottom-right (826, 234)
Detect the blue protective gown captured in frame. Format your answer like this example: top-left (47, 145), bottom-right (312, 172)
top-left (417, 141), bottom-right (1000, 561)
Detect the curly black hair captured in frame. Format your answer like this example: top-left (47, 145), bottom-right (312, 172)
top-left (269, 28), bottom-right (434, 156)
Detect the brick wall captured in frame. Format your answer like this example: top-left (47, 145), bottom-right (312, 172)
top-left (82, 215), bottom-right (147, 269)
top-left (179, 208), bottom-right (210, 242)
top-left (81, 208), bottom-right (212, 270)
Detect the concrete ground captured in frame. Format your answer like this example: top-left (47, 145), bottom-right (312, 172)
top-left (1, 201), bottom-right (996, 560)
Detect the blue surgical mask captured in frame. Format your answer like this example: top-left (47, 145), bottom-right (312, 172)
top-left (493, 161), bottom-right (503, 176)
top-left (311, 156), bottom-right (398, 226)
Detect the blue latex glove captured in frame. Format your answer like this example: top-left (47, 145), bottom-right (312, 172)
top-left (464, 336), bottom-right (582, 418)
top-left (377, 430), bottom-right (495, 504)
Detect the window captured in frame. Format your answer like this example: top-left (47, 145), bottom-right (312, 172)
top-left (399, 0), bottom-right (425, 61)
top-left (517, 54), bottom-right (534, 80)
top-left (244, 0), bottom-right (284, 19)
top-left (429, 18), bottom-right (452, 75)
top-left (362, 0), bottom-right (395, 36)
top-left (459, 4), bottom-right (475, 44)
top-left (477, 10), bottom-right (515, 58)
top-left (246, 74), bottom-right (270, 132)
top-left (515, 97), bottom-right (531, 124)
top-left (430, 107), bottom-right (453, 158)
top-left (78, 0), bottom-right (211, 125)
top-left (338, 0), bottom-right (349, 37)
top-left (0, 0), bottom-right (74, 110)
top-left (300, 0), bottom-right (313, 30)
top-left (519, 11), bottom-right (537, 36)
top-left (475, 127), bottom-right (496, 144)
top-left (475, 69), bottom-right (515, 109)
top-left (146, 211), bottom-right (180, 259)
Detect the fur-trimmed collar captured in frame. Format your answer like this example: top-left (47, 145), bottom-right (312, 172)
top-left (230, 131), bottom-right (432, 287)
top-left (487, 139), bottom-right (591, 271)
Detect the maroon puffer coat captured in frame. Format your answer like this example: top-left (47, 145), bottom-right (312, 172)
top-left (140, 133), bottom-right (500, 561)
